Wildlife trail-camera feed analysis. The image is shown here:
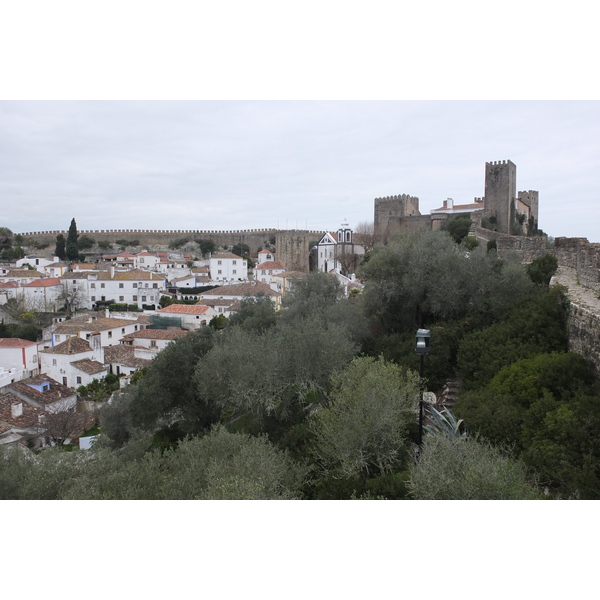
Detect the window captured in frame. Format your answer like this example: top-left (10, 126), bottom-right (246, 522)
top-left (55, 335), bottom-right (60, 342)
top-left (52, 359), bottom-right (57, 366)
top-left (133, 295), bottom-right (138, 301)
top-left (233, 270), bottom-right (237, 275)
top-left (218, 260), bottom-right (222, 265)
top-left (218, 269), bottom-right (222, 274)
top-left (119, 283), bottom-right (124, 288)
top-left (119, 296), bottom-right (124, 301)
top-left (142, 296), bottom-right (147, 302)
top-left (133, 283), bottom-right (138, 288)
top-left (144, 283), bottom-right (149, 288)
top-left (101, 283), bottom-right (105, 288)
top-left (152, 283), bottom-right (158, 288)
top-left (233, 260), bottom-right (237, 265)
top-left (91, 283), bottom-right (96, 288)
top-left (77, 377), bottom-right (82, 384)
top-left (91, 296), bottom-right (96, 301)
top-left (121, 328), bottom-right (125, 334)
top-left (73, 280), bottom-right (76, 284)
top-left (150, 340), bottom-right (157, 348)
top-left (108, 331), bottom-right (112, 338)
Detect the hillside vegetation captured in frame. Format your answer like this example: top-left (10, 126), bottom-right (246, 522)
top-left (2, 228), bottom-right (599, 499)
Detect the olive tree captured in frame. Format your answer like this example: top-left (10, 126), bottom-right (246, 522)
top-left (310, 356), bottom-right (420, 478)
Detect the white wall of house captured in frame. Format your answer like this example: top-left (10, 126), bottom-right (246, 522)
top-left (0, 343), bottom-right (39, 380)
top-left (20, 281), bottom-right (63, 312)
top-left (209, 254), bottom-right (248, 282)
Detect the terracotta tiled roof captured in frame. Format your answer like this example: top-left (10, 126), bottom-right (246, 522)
top-left (61, 272), bottom-right (91, 280)
top-left (111, 270), bottom-right (166, 281)
top-left (5, 270), bottom-right (44, 278)
top-left (103, 345), bottom-right (152, 368)
top-left (53, 317), bottom-right (139, 334)
top-left (157, 304), bottom-right (211, 315)
top-left (212, 252), bottom-right (243, 260)
top-left (121, 329), bottom-right (187, 341)
top-left (70, 359), bottom-right (107, 375)
top-left (197, 298), bottom-right (235, 307)
top-left (0, 281), bottom-right (19, 288)
top-left (42, 336), bottom-right (92, 355)
top-left (254, 260), bottom-right (286, 271)
top-left (202, 282), bottom-right (280, 297)
top-left (23, 277), bottom-right (62, 287)
top-left (0, 338), bottom-right (38, 348)
top-left (431, 202), bottom-right (483, 212)
top-left (8, 375), bottom-right (76, 406)
top-left (0, 393), bottom-right (43, 428)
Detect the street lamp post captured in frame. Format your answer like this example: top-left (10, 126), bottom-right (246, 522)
top-left (415, 328), bottom-right (431, 447)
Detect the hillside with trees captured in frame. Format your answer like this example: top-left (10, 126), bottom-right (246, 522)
top-left (2, 227), bottom-right (599, 500)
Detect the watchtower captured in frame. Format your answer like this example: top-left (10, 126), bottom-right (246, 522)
top-left (483, 160), bottom-right (516, 234)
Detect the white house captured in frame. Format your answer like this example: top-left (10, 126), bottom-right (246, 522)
top-left (7, 374), bottom-right (78, 414)
top-left (120, 328), bottom-right (188, 352)
top-left (316, 223), bottom-right (365, 276)
top-left (209, 252), bottom-right (248, 282)
top-left (253, 260), bottom-right (286, 286)
top-left (0, 281), bottom-right (20, 305)
top-left (430, 197), bottom-right (484, 216)
top-left (257, 249), bottom-right (276, 265)
top-left (20, 278), bottom-right (64, 312)
top-left (155, 304), bottom-right (217, 330)
top-left (62, 268), bottom-right (168, 310)
top-left (200, 281), bottom-right (281, 309)
top-left (51, 315), bottom-right (141, 348)
top-left (103, 344), bottom-right (152, 377)
top-left (133, 251), bottom-right (161, 270)
top-left (0, 269), bottom-right (45, 285)
top-left (0, 338), bottom-right (40, 386)
top-left (40, 335), bottom-right (107, 389)
top-left (16, 256), bottom-right (60, 270)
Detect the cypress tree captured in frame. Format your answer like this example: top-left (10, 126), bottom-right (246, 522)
top-left (55, 234), bottom-right (66, 261)
top-left (66, 218), bottom-right (79, 261)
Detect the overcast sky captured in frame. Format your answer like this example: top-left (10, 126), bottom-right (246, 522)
top-left (1, 100), bottom-right (598, 242)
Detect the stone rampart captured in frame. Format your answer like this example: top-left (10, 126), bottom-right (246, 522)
top-left (554, 237), bottom-right (600, 292)
top-left (472, 226), bottom-right (549, 262)
top-left (18, 229), bottom-right (281, 252)
top-left (567, 302), bottom-right (600, 371)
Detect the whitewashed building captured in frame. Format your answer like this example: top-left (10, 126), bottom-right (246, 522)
top-left (209, 252), bottom-right (248, 282)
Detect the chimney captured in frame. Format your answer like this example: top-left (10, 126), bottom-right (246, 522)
top-left (11, 402), bottom-right (23, 419)
top-left (447, 198), bottom-right (454, 209)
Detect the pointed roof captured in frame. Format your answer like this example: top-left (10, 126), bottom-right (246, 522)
top-left (42, 336), bottom-right (92, 355)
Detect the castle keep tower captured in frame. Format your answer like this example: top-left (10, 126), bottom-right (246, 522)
top-left (483, 160), bottom-right (516, 235)
top-left (374, 194), bottom-right (421, 239)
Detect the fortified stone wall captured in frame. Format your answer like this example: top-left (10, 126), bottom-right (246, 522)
top-left (567, 303), bottom-right (600, 372)
top-left (553, 237), bottom-right (600, 292)
top-left (276, 230), bottom-right (322, 273)
top-left (472, 226), bottom-right (549, 262)
top-left (374, 194), bottom-right (420, 239)
top-left (18, 229), bottom-right (279, 253)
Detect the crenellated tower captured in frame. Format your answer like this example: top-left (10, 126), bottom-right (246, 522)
top-left (483, 159), bottom-right (516, 235)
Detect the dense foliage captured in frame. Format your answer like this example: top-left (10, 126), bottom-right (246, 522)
top-left (2, 227), bottom-right (599, 500)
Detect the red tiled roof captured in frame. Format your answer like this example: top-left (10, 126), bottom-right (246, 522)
top-left (157, 304), bottom-right (211, 315)
top-left (202, 282), bottom-right (280, 297)
top-left (70, 359), bottom-right (107, 375)
top-left (23, 277), bottom-right (62, 287)
top-left (0, 281), bottom-right (19, 288)
top-left (122, 329), bottom-right (187, 340)
top-left (254, 260), bottom-right (286, 271)
top-left (0, 393), bottom-right (43, 428)
top-left (42, 336), bottom-right (92, 355)
top-left (0, 338), bottom-right (38, 348)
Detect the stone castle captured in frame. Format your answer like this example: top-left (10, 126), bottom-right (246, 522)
top-left (374, 159), bottom-right (539, 240)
